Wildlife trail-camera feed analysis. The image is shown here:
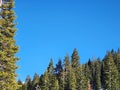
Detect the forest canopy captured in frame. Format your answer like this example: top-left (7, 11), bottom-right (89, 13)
top-left (18, 48), bottom-right (120, 90)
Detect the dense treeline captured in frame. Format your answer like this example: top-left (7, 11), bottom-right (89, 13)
top-left (17, 48), bottom-right (120, 90)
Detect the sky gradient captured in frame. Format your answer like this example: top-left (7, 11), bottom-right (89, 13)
top-left (15, 0), bottom-right (120, 81)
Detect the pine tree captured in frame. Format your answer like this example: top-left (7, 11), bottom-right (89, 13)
top-left (93, 59), bottom-right (101, 90)
top-left (47, 59), bottom-right (55, 90)
top-left (17, 79), bottom-right (23, 90)
top-left (71, 48), bottom-right (80, 69)
top-left (22, 84), bottom-right (27, 90)
top-left (64, 54), bottom-right (70, 90)
top-left (32, 73), bottom-right (40, 90)
top-left (0, 0), bottom-right (19, 89)
top-left (47, 58), bottom-right (54, 74)
top-left (54, 59), bottom-right (64, 90)
top-left (87, 59), bottom-right (94, 88)
top-left (25, 75), bottom-right (32, 90)
top-left (69, 66), bottom-right (76, 90)
top-left (84, 64), bottom-right (91, 82)
top-left (71, 48), bottom-right (80, 89)
top-left (42, 71), bottom-right (49, 90)
top-left (50, 76), bottom-right (59, 90)
top-left (79, 65), bottom-right (87, 90)
top-left (102, 52), bottom-right (119, 90)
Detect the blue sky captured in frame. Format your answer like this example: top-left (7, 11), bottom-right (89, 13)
top-left (15, 0), bottom-right (120, 81)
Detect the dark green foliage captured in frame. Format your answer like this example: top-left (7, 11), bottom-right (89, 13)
top-left (18, 48), bottom-right (120, 90)
top-left (54, 59), bottom-right (64, 90)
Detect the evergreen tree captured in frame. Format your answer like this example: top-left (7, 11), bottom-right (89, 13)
top-left (47, 59), bottom-right (56, 90)
top-left (93, 58), bottom-right (101, 90)
top-left (54, 59), bottom-right (64, 90)
top-left (25, 75), bottom-right (32, 90)
top-left (52, 77), bottom-right (59, 90)
top-left (71, 48), bottom-right (80, 89)
top-left (47, 58), bottom-right (54, 74)
top-left (42, 71), bottom-right (49, 90)
top-left (22, 84), bottom-right (27, 90)
top-left (32, 73), bottom-right (40, 90)
top-left (59, 71), bottom-right (64, 90)
top-left (102, 52), bottom-right (119, 90)
top-left (84, 63), bottom-right (91, 82)
top-left (69, 66), bottom-right (76, 90)
top-left (17, 79), bottom-right (23, 90)
top-left (87, 59), bottom-right (94, 88)
top-left (64, 54), bottom-right (70, 90)
top-left (79, 65), bottom-right (87, 90)
top-left (54, 59), bottom-right (63, 75)
top-left (71, 48), bottom-right (80, 69)
top-left (0, 0), bottom-right (19, 89)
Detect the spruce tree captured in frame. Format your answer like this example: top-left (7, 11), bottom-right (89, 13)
top-left (79, 65), bottom-right (87, 90)
top-left (47, 59), bottom-right (55, 90)
top-left (64, 54), bottom-right (70, 90)
top-left (71, 48), bottom-right (80, 89)
top-left (54, 59), bottom-right (64, 90)
top-left (47, 58), bottom-right (54, 74)
top-left (42, 71), bottom-right (49, 90)
top-left (102, 52), bottom-right (119, 90)
top-left (87, 59), bottom-right (94, 88)
top-left (71, 48), bottom-right (80, 69)
top-left (32, 73), bottom-right (40, 90)
top-left (25, 75), bottom-right (32, 90)
top-left (69, 66), bottom-right (76, 90)
top-left (51, 76), bottom-right (59, 90)
top-left (17, 79), bottom-right (23, 90)
top-left (84, 64), bottom-right (91, 82)
top-left (93, 59), bottom-right (101, 90)
top-left (0, 0), bottom-right (19, 89)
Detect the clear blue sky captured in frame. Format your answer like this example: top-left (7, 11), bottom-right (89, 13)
top-left (15, 0), bottom-right (120, 81)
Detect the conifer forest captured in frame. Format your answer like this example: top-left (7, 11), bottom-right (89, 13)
top-left (17, 48), bottom-right (120, 90)
top-left (0, 0), bottom-right (120, 90)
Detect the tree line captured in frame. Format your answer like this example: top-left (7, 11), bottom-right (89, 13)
top-left (17, 48), bottom-right (120, 90)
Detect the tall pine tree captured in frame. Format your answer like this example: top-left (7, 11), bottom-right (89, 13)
top-left (93, 58), bottom-right (101, 90)
top-left (32, 73), bottom-right (40, 90)
top-left (102, 52), bottom-right (119, 90)
top-left (0, 0), bottom-right (19, 89)
top-left (64, 54), bottom-right (70, 90)
top-left (71, 48), bottom-right (80, 89)
top-left (69, 66), bottom-right (76, 90)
